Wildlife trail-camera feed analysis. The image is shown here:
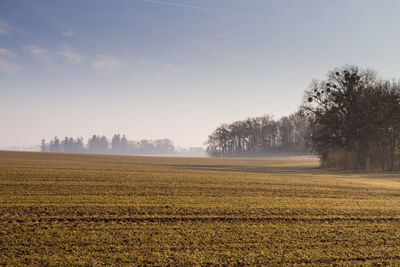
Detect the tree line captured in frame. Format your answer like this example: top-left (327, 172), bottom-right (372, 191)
top-left (205, 111), bottom-right (309, 157)
top-left (207, 65), bottom-right (400, 171)
top-left (40, 134), bottom-right (176, 155)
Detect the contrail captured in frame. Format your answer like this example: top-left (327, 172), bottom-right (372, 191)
top-left (143, 0), bottom-right (257, 17)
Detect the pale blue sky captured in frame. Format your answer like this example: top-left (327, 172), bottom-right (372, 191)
top-left (1, 0), bottom-right (400, 147)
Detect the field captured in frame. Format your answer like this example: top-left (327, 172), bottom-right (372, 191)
top-left (1, 151), bottom-right (400, 265)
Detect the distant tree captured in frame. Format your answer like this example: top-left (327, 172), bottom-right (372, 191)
top-left (61, 137), bottom-right (84, 153)
top-left (121, 135), bottom-right (128, 154)
top-left (88, 135), bottom-right (109, 154)
top-left (40, 139), bottom-right (46, 152)
top-left (49, 137), bottom-right (61, 152)
top-left (154, 139), bottom-right (176, 155)
top-left (62, 137), bottom-right (71, 153)
top-left (111, 134), bottom-right (121, 154)
top-left (76, 137), bottom-right (84, 152)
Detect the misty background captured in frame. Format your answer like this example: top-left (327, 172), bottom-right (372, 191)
top-left (1, 0), bottom-right (400, 151)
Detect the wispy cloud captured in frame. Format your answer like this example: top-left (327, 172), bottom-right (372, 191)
top-left (57, 46), bottom-right (82, 64)
top-left (0, 20), bottom-right (11, 35)
top-left (135, 59), bottom-right (183, 79)
top-left (92, 54), bottom-right (126, 71)
top-left (0, 47), bottom-right (19, 72)
top-left (24, 44), bottom-right (55, 68)
top-left (0, 48), bottom-right (13, 56)
top-left (144, 0), bottom-right (256, 17)
top-left (25, 44), bottom-right (83, 66)
top-left (61, 30), bottom-right (75, 37)
top-left (163, 63), bottom-right (181, 74)
top-left (24, 45), bottom-right (51, 59)
top-left (0, 47), bottom-right (18, 73)
top-left (0, 58), bottom-right (19, 73)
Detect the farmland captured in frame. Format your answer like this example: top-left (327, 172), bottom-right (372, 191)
top-left (1, 151), bottom-right (400, 265)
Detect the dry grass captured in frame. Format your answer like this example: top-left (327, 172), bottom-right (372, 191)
top-left (1, 151), bottom-right (400, 265)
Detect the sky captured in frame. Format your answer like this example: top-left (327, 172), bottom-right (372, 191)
top-left (1, 0), bottom-right (400, 148)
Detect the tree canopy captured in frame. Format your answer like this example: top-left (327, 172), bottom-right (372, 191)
top-left (303, 65), bottom-right (400, 170)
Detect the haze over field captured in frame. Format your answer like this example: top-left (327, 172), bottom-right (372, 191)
top-left (1, 0), bottom-right (400, 148)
